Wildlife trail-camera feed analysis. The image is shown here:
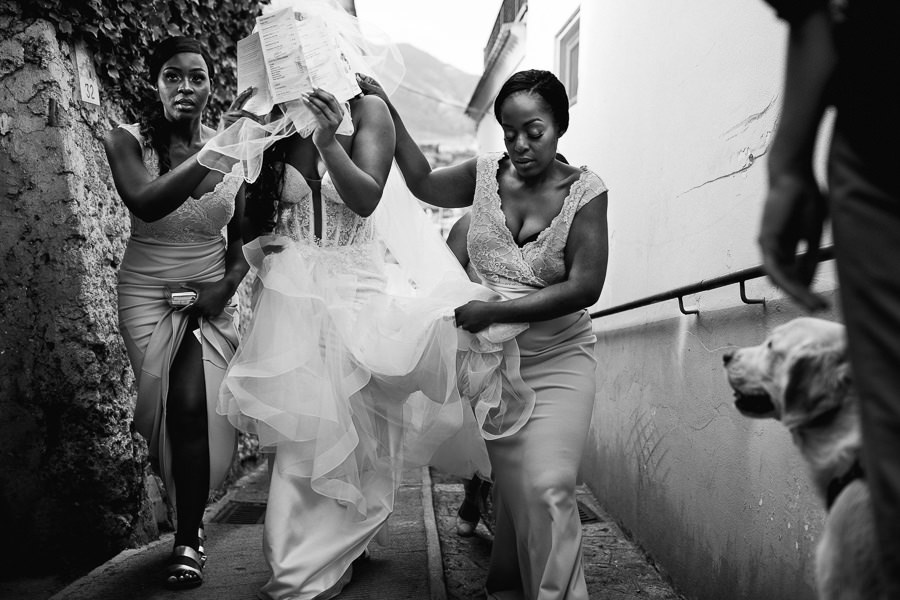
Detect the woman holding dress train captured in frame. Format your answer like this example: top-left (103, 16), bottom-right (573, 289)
top-left (362, 68), bottom-right (609, 600)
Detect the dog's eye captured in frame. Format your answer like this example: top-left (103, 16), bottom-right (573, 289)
top-left (766, 341), bottom-right (773, 349)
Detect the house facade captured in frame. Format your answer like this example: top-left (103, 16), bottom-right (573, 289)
top-left (465, 2), bottom-right (840, 599)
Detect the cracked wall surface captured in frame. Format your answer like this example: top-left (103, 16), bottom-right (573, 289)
top-left (0, 13), bottom-right (159, 575)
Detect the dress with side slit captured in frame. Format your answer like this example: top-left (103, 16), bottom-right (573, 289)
top-left (115, 123), bottom-right (242, 505)
top-left (468, 152), bottom-right (607, 600)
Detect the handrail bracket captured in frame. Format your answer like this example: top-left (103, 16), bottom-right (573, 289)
top-left (739, 280), bottom-right (765, 306)
top-left (678, 296), bottom-right (699, 316)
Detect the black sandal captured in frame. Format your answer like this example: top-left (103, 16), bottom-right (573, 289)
top-left (197, 526), bottom-right (207, 568)
top-left (166, 545), bottom-right (204, 590)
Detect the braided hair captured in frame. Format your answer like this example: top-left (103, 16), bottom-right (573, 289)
top-left (137, 93), bottom-right (173, 174)
top-left (245, 142), bottom-right (287, 237)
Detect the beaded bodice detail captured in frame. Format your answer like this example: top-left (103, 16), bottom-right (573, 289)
top-left (468, 152), bottom-right (607, 288)
top-left (273, 163), bottom-right (375, 247)
top-left (119, 124), bottom-right (240, 243)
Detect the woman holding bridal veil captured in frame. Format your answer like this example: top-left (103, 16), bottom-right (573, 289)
top-left (198, 1), bottom-right (534, 598)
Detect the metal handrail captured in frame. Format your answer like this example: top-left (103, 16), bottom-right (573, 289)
top-left (589, 245), bottom-right (835, 319)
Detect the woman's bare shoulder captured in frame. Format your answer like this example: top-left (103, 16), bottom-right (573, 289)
top-left (103, 125), bottom-right (143, 159)
top-left (558, 160), bottom-right (583, 179)
top-left (350, 94), bottom-right (390, 120)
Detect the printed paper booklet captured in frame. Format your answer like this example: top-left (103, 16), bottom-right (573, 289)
top-left (237, 7), bottom-right (361, 132)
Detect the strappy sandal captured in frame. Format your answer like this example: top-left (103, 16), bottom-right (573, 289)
top-left (166, 545), bottom-right (204, 590)
top-left (197, 526), bottom-right (207, 568)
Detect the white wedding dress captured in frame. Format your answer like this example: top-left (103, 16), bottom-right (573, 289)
top-left (219, 164), bottom-right (533, 599)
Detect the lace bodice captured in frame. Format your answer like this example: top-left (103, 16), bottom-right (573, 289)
top-left (468, 152), bottom-right (607, 288)
top-left (119, 124), bottom-right (240, 243)
top-left (273, 163), bottom-right (375, 247)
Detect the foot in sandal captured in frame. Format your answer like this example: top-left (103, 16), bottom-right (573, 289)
top-left (166, 545), bottom-right (204, 590)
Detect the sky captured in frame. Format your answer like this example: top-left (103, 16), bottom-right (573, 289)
top-left (354, 0), bottom-right (501, 75)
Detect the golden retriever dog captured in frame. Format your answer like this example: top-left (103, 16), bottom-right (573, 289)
top-left (723, 317), bottom-right (882, 600)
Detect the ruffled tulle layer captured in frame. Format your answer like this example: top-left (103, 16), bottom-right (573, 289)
top-left (219, 236), bottom-right (533, 516)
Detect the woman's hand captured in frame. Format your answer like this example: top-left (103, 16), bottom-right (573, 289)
top-left (356, 73), bottom-right (390, 107)
top-left (180, 280), bottom-right (234, 319)
top-left (302, 88), bottom-right (345, 149)
top-left (454, 300), bottom-right (497, 333)
top-left (218, 87), bottom-right (260, 130)
top-left (758, 171), bottom-right (829, 312)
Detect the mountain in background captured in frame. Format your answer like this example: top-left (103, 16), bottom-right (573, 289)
top-left (391, 43), bottom-right (480, 148)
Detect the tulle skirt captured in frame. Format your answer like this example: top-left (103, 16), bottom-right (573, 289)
top-left (219, 235), bottom-right (533, 599)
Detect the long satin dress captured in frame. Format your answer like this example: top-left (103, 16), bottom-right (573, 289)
top-left (468, 153), bottom-right (607, 600)
top-left (219, 164), bottom-right (526, 600)
top-left (116, 123), bottom-right (241, 504)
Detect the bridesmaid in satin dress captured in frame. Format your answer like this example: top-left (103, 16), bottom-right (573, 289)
top-left (362, 69), bottom-right (609, 599)
top-left (103, 37), bottom-right (253, 589)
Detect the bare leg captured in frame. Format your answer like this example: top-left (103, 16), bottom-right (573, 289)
top-left (167, 315), bottom-right (210, 552)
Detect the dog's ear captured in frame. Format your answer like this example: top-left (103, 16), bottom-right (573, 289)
top-left (782, 347), bottom-right (850, 425)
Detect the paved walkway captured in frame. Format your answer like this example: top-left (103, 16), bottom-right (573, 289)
top-left (39, 464), bottom-right (684, 600)
top-left (431, 474), bottom-right (685, 600)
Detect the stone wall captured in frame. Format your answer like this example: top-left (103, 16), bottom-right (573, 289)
top-left (0, 14), bottom-right (158, 575)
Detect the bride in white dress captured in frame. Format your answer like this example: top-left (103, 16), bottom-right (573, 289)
top-left (199, 2), bottom-right (535, 598)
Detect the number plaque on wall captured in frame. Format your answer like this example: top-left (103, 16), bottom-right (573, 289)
top-left (73, 40), bottom-right (101, 106)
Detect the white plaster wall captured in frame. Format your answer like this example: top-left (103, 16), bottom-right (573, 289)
top-left (567, 1), bottom-right (836, 322)
top-left (588, 299), bottom-right (841, 600)
top-left (520, 0), bottom-right (581, 70)
top-left (471, 2), bottom-right (843, 599)
top-left (472, 39), bottom-right (526, 152)
top-left (475, 110), bottom-right (505, 154)
top-left (574, 0), bottom-right (782, 311)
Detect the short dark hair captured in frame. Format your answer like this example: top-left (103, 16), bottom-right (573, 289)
top-left (493, 69), bottom-right (569, 135)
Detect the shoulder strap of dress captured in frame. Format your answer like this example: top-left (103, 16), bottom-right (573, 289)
top-left (473, 152), bottom-right (504, 208)
top-left (118, 123), bottom-right (143, 144)
top-left (475, 152), bottom-right (503, 180)
top-left (553, 170), bottom-right (608, 239)
top-left (118, 123), bottom-right (161, 177)
top-left (572, 169), bottom-right (608, 212)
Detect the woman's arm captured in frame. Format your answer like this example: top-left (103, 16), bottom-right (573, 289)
top-left (104, 89), bottom-right (259, 222)
top-left (388, 101), bottom-right (478, 208)
top-left (446, 212), bottom-right (472, 269)
top-left (303, 91), bottom-right (393, 217)
top-left (758, 6), bottom-right (835, 312)
top-left (454, 192), bottom-right (609, 332)
top-left (357, 75), bottom-right (477, 208)
top-left (183, 186), bottom-right (250, 318)
top-left (103, 128), bottom-right (211, 222)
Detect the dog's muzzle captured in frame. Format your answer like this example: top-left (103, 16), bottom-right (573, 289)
top-left (733, 390), bottom-right (777, 416)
